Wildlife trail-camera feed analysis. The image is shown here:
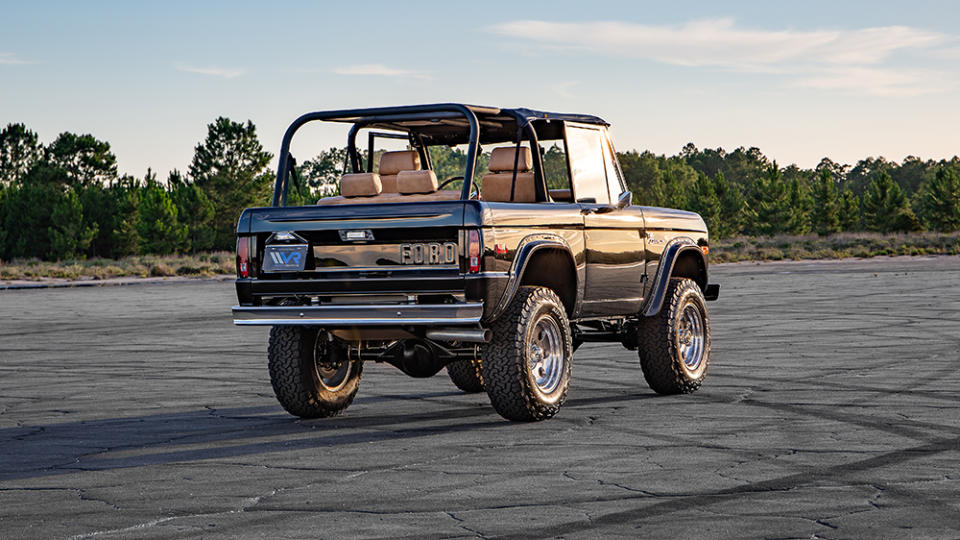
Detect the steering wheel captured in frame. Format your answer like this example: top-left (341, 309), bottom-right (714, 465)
top-left (438, 176), bottom-right (481, 199)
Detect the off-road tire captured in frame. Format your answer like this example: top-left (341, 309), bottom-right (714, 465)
top-left (637, 278), bottom-right (711, 394)
top-left (482, 286), bottom-right (573, 421)
top-left (268, 326), bottom-right (362, 418)
top-left (446, 358), bottom-right (484, 393)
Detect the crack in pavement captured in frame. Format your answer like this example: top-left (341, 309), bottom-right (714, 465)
top-left (68, 486), bottom-right (281, 539)
top-left (445, 512), bottom-right (489, 539)
top-left (506, 433), bottom-right (960, 538)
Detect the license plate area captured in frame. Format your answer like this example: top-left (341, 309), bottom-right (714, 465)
top-left (262, 244), bottom-right (308, 272)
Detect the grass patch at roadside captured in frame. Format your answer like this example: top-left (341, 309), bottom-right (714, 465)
top-left (712, 231), bottom-right (960, 263)
top-left (0, 252), bottom-right (234, 281)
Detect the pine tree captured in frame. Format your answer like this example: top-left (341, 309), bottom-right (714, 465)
top-left (811, 169), bottom-right (840, 236)
top-left (862, 170), bottom-right (922, 232)
top-left (687, 173), bottom-right (721, 233)
top-left (45, 132), bottom-right (118, 187)
top-left (171, 181), bottom-right (215, 252)
top-left (619, 150), bottom-right (665, 206)
top-left (189, 117), bottom-right (273, 249)
top-left (712, 171), bottom-right (747, 238)
top-left (110, 176), bottom-right (141, 257)
top-left (919, 166), bottom-right (960, 232)
top-left (137, 180), bottom-right (187, 254)
top-left (77, 183), bottom-right (120, 258)
top-left (838, 190), bottom-right (860, 231)
top-left (785, 177), bottom-right (813, 234)
top-left (48, 189), bottom-right (97, 260)
top-left (663, 170), bottom-right (689, 208)
top-left (748, 163), bottom-right (790, 236)
top-left (0, 123), bottom-right (43, 186)
top-left (2, 168), bottom-right (62, 259)
top-left (0, 185), bottom-right (6, 256)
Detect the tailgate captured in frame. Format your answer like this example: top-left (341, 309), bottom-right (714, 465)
top-left (238, 201), bottom-right (469, 301)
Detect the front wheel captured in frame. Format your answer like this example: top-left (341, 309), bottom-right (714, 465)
top-left (637, 278), bottom-right (711, 394)
top-left (268, 326), bottom-right (362, 418)
top-left (482, 286), bottom-right (573, 421)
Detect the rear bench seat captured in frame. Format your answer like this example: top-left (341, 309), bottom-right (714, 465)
top-left (317, 168), bottom-right (460, 205)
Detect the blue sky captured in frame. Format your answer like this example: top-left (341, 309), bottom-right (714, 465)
top-left (2, 1), bottom-right (958, 180)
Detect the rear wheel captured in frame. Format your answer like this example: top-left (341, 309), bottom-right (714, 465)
top-left (268, 326), bottom-right (362, 418)
top-left (482, 287), bottom-right (573, 421)
top-left (446, 358), bottom-right (484, 393)
top-left (637, 278), bottom-right (711, 394)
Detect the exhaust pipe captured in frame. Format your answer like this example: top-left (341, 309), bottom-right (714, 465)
top-left (425, 327), bottom-right (492, 343)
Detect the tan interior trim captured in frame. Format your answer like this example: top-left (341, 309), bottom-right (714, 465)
top-left (480, 172), bottom-right (536, 203)
top-left (340, 173), bottom-right (382, 198)
top-left (378, 150), bottom-right (420, 176)
top-left (488, 146), bottom-right (533, 172)
top-left (397, 170), bottom-right (439, 194)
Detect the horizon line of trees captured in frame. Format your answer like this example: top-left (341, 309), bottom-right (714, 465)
top-left (1, 119), bottom-right (958, 263)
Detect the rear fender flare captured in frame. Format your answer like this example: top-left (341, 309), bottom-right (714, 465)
top-left (488, 234), bottom-right (580, 321)
top-left (642, 237), bottom-right (707, 317)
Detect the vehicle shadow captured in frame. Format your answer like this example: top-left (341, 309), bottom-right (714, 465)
top-left (0, 389), bottom-right (651, 482)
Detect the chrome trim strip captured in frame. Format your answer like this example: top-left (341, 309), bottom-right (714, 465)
top-left (232, 303), bottom-right (483, 326)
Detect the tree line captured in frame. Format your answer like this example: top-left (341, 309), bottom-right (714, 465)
top-left (0, 119), bottom-right (276, 260)
top-left (1, 119), bottom-right (958, 262)
top-left (619, 144), bottom-right (960, 239)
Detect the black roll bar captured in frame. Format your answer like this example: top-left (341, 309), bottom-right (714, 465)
top-left (273, 104), bottom-right (482, 206)
top-left (366, 131), bottom-right (409, 173)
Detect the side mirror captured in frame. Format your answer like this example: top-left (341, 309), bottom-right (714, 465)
top-left (617, 191), bottom-right (632, 210)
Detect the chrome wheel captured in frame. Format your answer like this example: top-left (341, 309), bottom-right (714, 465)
top-left (529, 314), bottom-right (564, 394)
top-left (677, 303), bottom-right (705, 371)
top-left (313, 337), bottom-right (350, 391)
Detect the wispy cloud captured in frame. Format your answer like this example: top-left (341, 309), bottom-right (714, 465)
top-left (794, 67), bottom-right (950, 97)
top-left (489, 18), bottom-right (956, 96)
top-left (0, 52), bottom-right (29, 65)
top-left (333, 63), bottom-right (429, 79)
top-left (552, 81), bottom-right (579, 98)
top-left (174, 63), bottom-right (244, 78)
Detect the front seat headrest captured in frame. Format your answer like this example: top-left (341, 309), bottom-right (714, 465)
top-left (488, 147), bottom-right (533, 173)
top-left (379, 150), bottom-right (421, 176)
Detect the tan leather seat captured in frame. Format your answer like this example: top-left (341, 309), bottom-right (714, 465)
top-left (340, 173), bottom-right (382, 198)
top-left (378, 150), bottom-right (421, 193)
top-left (481, 147), bottom-right (536, 203)
top-left (319, 170), bottom-right (454, 205)
top-left (397, 170), bottom-right (438, 194)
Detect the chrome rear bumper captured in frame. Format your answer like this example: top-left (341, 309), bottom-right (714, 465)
top-left (232, 303), bottom-right (483, 326)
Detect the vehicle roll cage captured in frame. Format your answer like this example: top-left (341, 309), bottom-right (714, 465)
top-left (272, 103), bottom-right (609, 207)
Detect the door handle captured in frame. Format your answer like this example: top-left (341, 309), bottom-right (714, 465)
top-left (580, 207), bottom-right (596, 215)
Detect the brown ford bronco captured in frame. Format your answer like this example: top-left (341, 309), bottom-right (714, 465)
top-left (233, 104), bottom-right (720, 422)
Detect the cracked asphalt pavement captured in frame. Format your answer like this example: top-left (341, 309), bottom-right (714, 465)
top-left (1, 256), bottom-right (959, 539)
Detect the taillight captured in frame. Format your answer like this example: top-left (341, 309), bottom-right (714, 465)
top-left (237, 237), bottom-right (251, 278)
top-left (467, 229), bottom-right (481, 273)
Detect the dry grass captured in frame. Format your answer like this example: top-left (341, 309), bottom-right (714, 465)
top-left (711, 231), bottom-right (960, 263)
top-left (0, 252), bottom-right (234, 281)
